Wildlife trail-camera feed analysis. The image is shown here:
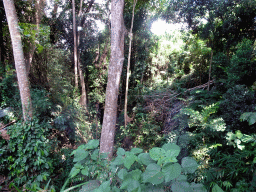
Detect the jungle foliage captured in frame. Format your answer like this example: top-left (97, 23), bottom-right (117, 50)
top-left (0, 0), bottom-right (256, 191)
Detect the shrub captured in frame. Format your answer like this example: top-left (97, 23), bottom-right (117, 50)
top-left (219, 85), bottom-right (256, 134)
top-left (227, 39), bottom-right (256, 87)
top-left (2, 119), bottom-right (56, 188)
top-left (62, 139), bottom-right (206, 192)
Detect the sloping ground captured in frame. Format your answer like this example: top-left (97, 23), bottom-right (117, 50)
top-left (143, 80), bottom-right (214, 134)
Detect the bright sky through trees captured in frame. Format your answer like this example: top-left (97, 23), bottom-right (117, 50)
top-left (151, 19), bottom-right (187, 35)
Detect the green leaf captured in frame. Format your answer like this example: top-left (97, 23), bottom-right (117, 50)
top-left (94, 181), bottom-right (111, 192)
top-left (69, 167), bottom-right (80, 178)
top-left (131, 148), bottom-right (143, 154)
top-left (141, 184), bottom-right (164, 192)
top-left (253, 157), bottom-right (256, 163)
top-left (85, 140), bottom-right (99, 150)
top-left (162, 163), bottom-right (181, 182)
top-left (120, 178), bottom-right (132, 190)
top-left (212, 184), bottom-right (224, 192)
top-left (118, 169), bottom-right (128, 180)
top-left (127, 180), bottom-right (141, 192)
top-left (73, 150), bottom-right (89, 162)
top-left (138, 153), bottom-right (155, 166)
top-left (149, 147), bottom-right (165, 161)
top-left (124, 152), bottom-right (137, 169)
top-left (240, 112), bottom-right (256, 125)
top-left (74, 163), bottom-right (83, 169)
top-left (176, 175), bottom-right (187, 181)
top-left (181, 157), bottom-right (198, 174)
top-left (162, 143), bottom-right (180, 157)
top-left (81, 166), bottom-right (89, 176)
top-left (190, 183), bottom-right (207, 192)
top-left (79, 180), bottom-right (100, 192)
top-left (142, 163), bottom-right (164, 185)
top-left (130, 169), bottom-right (142, 181)
top-left (111, 155), bottom-right (124, 166)
top-left (162, 150), bottom-right (178, 163)
top-left (171, 181), bottom-right (191, 192)
top-left (117, 148), bottom-right (125, 156)
top-left (91, 149), bottom-right (100, 160)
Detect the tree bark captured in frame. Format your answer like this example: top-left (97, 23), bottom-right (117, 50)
top-left (24, 0), bottom-right (44, 76)
top-left (100, 0), bottom-right (125, 159)
top-left (72, 0), bottom-right (78, 89)
top-left (0, 0), bottom-right (5, 67)
top-left (124, 0), bottom-right (137, 128)
top-left (3, 0), bottom-right (33, 121)
top-left (207, 49), bottom-right (213, 91)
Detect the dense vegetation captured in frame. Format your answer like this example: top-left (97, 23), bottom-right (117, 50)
top-left (0, 0), bottom-right (256, 191)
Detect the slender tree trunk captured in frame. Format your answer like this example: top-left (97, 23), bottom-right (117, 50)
top-left (3, 0), bottom-right (33, 121)
top-left (24, 0), bottom-right (43, 76)
top-left (77, 0), bottom-right (92, 108)
top-left (50, 0), bottom-right (58, 44)
top-left (72, 0), bottom-right (78, 89)
top-left (0, 0), bottom-right (5, 67)
top-left (100, 0), bottom-right (125, 159)
top-left (124, 0), bottom-right (137, 128)
top-left (208, 49), bottom-right (213, 91)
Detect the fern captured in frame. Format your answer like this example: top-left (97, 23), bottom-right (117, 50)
top-left (240, 112), bottom-right (256, 126)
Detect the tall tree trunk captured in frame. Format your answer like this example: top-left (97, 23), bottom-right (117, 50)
top-left (3, 0), bottom-right (33, 121)
top-left (50, 0), bottom-right (58, 44)
top-left (24, 0), bottom-right (43, 76)
top-left (208, 49), bottom-right (213, 91)
top-left (77, 0), bottom-right (88, 108)
top-left (124, 0), bottom-right (137, 128)
top-left (0, 0), bottom-right (5, 67)
top-left (72, 0), bottom-right (78, 89)
top-left (100, 0), bottom-right (125, 159)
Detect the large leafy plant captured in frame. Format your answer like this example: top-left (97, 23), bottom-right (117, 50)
top-left (62, 139), bottom-right (206, 192)
top-left (3, 119), bottom-right (55, 188)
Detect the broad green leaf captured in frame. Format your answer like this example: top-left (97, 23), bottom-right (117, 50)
top-left (100, 152), bottom-right (108, 160)
top-left (181, 157), bottom-right (198, 174)
top-left (74, 150), bottom-right (89, 162)
top-left (162, 150), bottom-right (178, 163)
top-left (120, 178), bottom-right (132, 189)
top-left (142, 163), bottom-right (164, 185)
top-left (130, 169), bottom-right (142, 181)
top-left (162, 163), bottom-right (181, 182)
top-left (171, 181), bottom-right (191, 192)
top-left (111, 155), bottom-right (124, 165)
top-left (253, 156), bottom-right (256, 163)
top-left (94, 181), bottom-right (111, 192)
top-left (85, 140), bottom-right (99, 150)
top-left (138, 153), bottom-right (155, 166)
top-left (112, 186), bottom-right (121, 192)
top-left (240, 112), bottom-right (256, 125)
top-left (117, 148), bottom-right (125, 156)
top-left (176, 175), bottom-right (187, 181)
top-left (74, 163), bottom-right (83, 169)
top-left (131, 148), bottom-right (143, 154)
top-left (127, 180), bottom-right (141, 192)
top-left (141, 184), bottom-right (165, 192)
top-left (162, 143), bottom-right (180, 157)
top-left (124, 152), bottom-right (137, 169)
top-left (149, 147), bottom-right (165, 161)
top-left (91, 149), bottom-right (100, 160)
top-left (81, 166), bottom-right (89, 176)
top-left (190, 182), bottom-right (207, 192)
top-left (212, 184), bottom-right (224, 192)
top-left (118, 169), bottom-right (128, 180)
top-left (69, 167), bottom-right (80, 178)
top-left (79, 180), bottom-right (100, 192)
